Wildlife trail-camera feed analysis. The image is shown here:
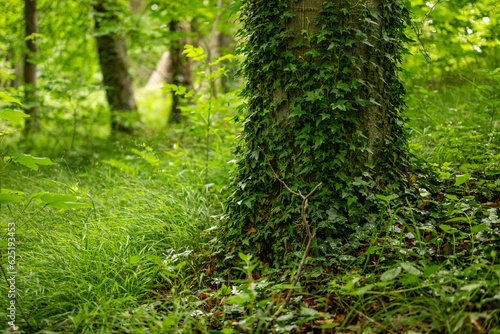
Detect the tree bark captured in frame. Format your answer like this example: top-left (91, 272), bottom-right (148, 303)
top-left (220, 0), bottom-right (409, 265)
top-left (167, 20), bottom-right (192, 124)
top-left (209, 0), bottom-right (235, 94)
top-left (94, 0), bottom-right (137, 133)
top-left (146, 51), bottom-right (171, 88)
top-left (130, 0), bottom-right (145, 13)
top-left (23, 0), bottom-right (39, 132)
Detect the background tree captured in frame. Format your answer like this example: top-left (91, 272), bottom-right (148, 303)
top-left (167, 19), bottom-right (192, 124)
top-left (93, 0), bottom-right (137, 133)
top-left (23, 0), bottom-right (39, 132)
top-left (218, 0), bottom-right (410, 266)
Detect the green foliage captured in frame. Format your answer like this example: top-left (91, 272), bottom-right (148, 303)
top-left (0, 0), bottom-right (498, 332)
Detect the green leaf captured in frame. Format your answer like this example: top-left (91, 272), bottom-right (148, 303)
top-left (446, 217), bottom-right (468, 222)
top-left (375, 194), bottom-right (398, 202)
top-left (440, 225), bottom-right (460, 234)
top-left (182, 45), bottom-right (206, 61)
top-left (219, 283), bottom-right (231, 296)
top-left (381, 267), bottom-right (401, 281)
top-left (31, 193), bottom-right (90, 210)
top-left (300, 307), bottom-right (318, 316)
top-left (48, 202), bottom-right (90, 209)
top-left (238, 252), bottom-right (251, 261)
top-left (0, 193), bottom-right (23, 204)
top-left (422, 265), bottom-right (440, 278)
top-left (0, 92), bottom-right (23, 105)
top-left (210, 54), bottom-right (237, 66)
top-left (226, 292), bottom-right (254, 305)
top-left (0, 109), bottom-right (29, 124)
top-left (9, 153), bottom-right (53, 171)
top-left (401, 263), bottom-right (422, 276)
top-left (471, 224), bottom-right (489, 234)
top-left (277, 312), bottom-right (294, 321)
top-left (363, 246), bottom-right (382, 256)
top-left (350, 284), bottom-right (374, 295)
top-left (128, 255), bottom-right (141, 264)
top-left (32, 193), bottom-right (77, 204)
top-left (321, 322), bottom-right (340, 329)
top-left (455, 173), bottom-right (471, 186)
top-left (460, 283), bottom-right (482, 291)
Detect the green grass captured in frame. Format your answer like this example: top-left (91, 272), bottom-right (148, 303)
top-left (0, 88), bottom-right (240, 332)
top-left (0, 150), bottom-right (218, 332)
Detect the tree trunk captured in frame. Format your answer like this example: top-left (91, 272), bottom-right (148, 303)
top-left (94, 0), bottom-right (137, 133)
top-left (23, 0), bottom-right (39, 132)
top-left (167, 20), bottom-right (192, 124)
top-left (209, 0), bottom-right (235, 95)
top-left (130, 0), bottom-right (145, 13)
top-left (219, 0), bottom-right (410, 265)
top-left (146, 51), bottom-right (171, 88)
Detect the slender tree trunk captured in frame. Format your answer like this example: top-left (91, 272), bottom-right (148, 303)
top-left (146, 51), bottom-right (171, 88)
top-left (130, 0), bottom-right (145, 13)
top-left (167, 20), bottom-right (192, 124)
top-left (219, 0), bottom-right (410, 265)
top-left (93, 0), bottom-right (137, 133)
top-left (23, 0), bottom-right (39, 132)
top-left (1, 51), bottom-right (11, 88)
top-left (209, 0), bottom-right (235, 94)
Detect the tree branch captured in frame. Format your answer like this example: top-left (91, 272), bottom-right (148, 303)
top-left (257, 146), bottom-right (322, 315)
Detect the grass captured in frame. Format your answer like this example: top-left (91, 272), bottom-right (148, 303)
top-left (0, 148), bottom-right (218, 332)
top-left (1, 73), bottom-right (499, 333)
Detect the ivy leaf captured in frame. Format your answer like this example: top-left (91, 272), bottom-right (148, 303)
top-left (0, 109), bottom-right (29, 125)
top-left (331, 99), bottom-right (347, 111)
top-left (9, 153), bottom-right (53, 171)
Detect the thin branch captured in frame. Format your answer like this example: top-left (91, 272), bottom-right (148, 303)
top-left (257, 146), bottom-right (322, 316)
top-left (416, 0), bottom-right (442, 58)
top-left (419, 0), bottom-right (441, 34)
top-left (257, 146), bottom-right (302, 197)
top-left (276, 231), bottom-right (317, 315)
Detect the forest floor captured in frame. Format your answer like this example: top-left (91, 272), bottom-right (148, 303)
top-left (0, 83), bottom-right (499, 333)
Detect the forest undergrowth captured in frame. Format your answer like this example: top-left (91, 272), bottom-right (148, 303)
top-left (0, 73), bottom-right (499, 333)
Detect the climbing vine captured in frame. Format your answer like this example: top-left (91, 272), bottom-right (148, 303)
top-left (215, 0), bottom-right (412, 268)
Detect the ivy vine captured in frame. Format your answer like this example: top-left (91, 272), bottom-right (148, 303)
top-left (214, 0), bottom-right (412, 268)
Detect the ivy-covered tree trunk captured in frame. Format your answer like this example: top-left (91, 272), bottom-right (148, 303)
top-left (93, 0), bottom-right (137, 133)
top-left (219, 0), bottom-right (410, 266)
top-left (23, 0), bottom-right (39, 132)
